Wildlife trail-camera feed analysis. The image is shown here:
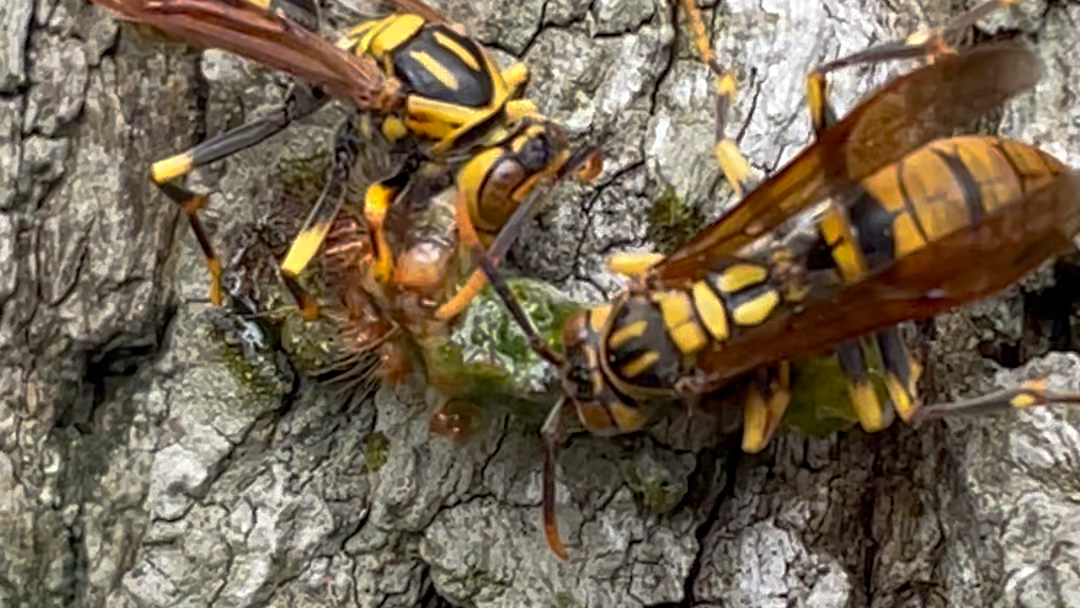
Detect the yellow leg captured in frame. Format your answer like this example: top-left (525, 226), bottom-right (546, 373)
top-left (157, 183), bottom-right (223, 305)
top-left (676, 0), bottom-right (757, 197)
top-left (915, 379), bottom-right (1080, 423)
top-left (434, 188), bottom-right (488, 321)
top-left (363, 183), bottom-right (397, 286)
top-left (876, 328), bottom-right (922, 423)
top-left (741, 363), bottom-right (792, 453)
top-left (280, 122), bottom-right (362, 318)
top-left (837, 339), bottom-right (891, 432)
top-left (541, 397), bottom-right (572, 560)
top-left (153, 83), bottom-right (328, 306)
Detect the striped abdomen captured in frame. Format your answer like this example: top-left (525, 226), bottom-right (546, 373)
top-left (820, 136), bottom-right (1065, 281)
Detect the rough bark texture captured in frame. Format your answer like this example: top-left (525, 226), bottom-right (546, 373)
top-left (2, 0), bottom-right (1080, 606)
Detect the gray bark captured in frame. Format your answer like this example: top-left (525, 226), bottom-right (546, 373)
top-left (2, 0), bottom-right (1080, 606)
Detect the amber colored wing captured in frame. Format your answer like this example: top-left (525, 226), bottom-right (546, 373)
top-left (90, 0), bottom-right (403, 112)
top-left (690, 171), bottom-right (1080, 390)
top-left (652, 43), bottom-right (1042, 283)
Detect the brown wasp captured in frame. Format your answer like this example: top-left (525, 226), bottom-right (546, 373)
top-left (89, 0), bottom-right (600, 324)
top-left (470, 0), bottom-right (1080, 558)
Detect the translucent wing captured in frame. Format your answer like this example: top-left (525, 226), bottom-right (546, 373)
top-left (90, 0), bottom-right (403, 111)
top-left (652, 44), bottom-right (1041, 283)
top-left (691, 171), bottom-right (1080, 390)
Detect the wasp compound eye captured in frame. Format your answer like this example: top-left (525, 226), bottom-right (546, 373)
top-left (517, 132), bottom-right (556, 173)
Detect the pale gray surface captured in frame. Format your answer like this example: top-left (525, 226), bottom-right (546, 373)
top-left (2, 0), bottom-right (1080, 606)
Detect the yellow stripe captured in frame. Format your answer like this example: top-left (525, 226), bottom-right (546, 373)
top-left (433, 31), bottom-right (480, 71)
top-left (406, 96), bottom-right (475, 125)
top-left (455, 148), bottom-right (503, 232)
top-left (608, 320), bottom-right (648, 349)
top-left (715, 264), bottom-right (767, 293)
top-left (653, 290), bottom-right (706, 355)
top-left (652, 290), bottom-right (695, 328)
top-left (368, 15), bottom-right (425, 56)
top-left (692, 282), bottom-right (728, 342)
top-left (619, 351), bottom-right (660, 379)
top-left (670, 322), bottom-right (707, 356)
top-left (409, 50), bottom-right (460, 91)
top-left (731, 290), bottom-right (779, 327)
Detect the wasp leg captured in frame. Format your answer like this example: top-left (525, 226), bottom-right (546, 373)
top-left (280, 120), bottom-right (363, 319)
top-left (876, 327), bottom-right (923, 423)
top-left (157, 182), bottom-right (223, 305)
top-left (154, 85), bottom-right (329, 305)
top-left (741, 362), bottom-right (792, 453)
top-left (542, 397), bottom-right (572, 560)
top-left (152, 85), bottom-right (328, 188)
top-left (433, 187), bottom-right (490, 320)
top-left (362, 168), bottom-right (417, 287)
top-left (806, 0), bottom-right (1020, 136)
top-left (501, 62), bottom-right (531, 99)
top-left (836, 337), bottom-right (895, 432)
top-left (676, 0), bottom-right (757, 197)
top-left (914, 380), bottom-right (1080, 423)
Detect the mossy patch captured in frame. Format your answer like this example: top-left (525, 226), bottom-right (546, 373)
top-left (647, 183), bottom-right (707, 254)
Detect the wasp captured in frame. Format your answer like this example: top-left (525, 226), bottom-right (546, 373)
top-left (89, 0), bottom-right (599, 321)
top-left (470, 0), bottom-right (1080, 558)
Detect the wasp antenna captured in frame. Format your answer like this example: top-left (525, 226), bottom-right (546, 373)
top-left (542, 398), bottom-right (570, 560)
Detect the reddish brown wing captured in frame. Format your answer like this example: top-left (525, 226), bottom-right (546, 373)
top-left (690, 171), bottom-right (1080, 390)
top-left (90, 0), bottom-right (403, 112)
top-left (652, 43), bottom-right (1042, 283)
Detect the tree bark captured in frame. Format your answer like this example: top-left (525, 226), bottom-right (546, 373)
top-left (2, 0), bottom-right (1080, 606)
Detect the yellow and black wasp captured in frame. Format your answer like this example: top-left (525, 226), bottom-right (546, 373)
top-left (469, 0), bottom-right (1080, 558)
top-left (89, 0), bottom-right (599, 321)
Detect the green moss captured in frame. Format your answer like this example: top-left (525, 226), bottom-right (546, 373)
top-left (362, 432), bottom-right (390, 472)
top-left (622, 455), bottom-right (686, 515)
top-left (550, 592), bottom-right (584, 608)
top-left (275, 152), bottom-right (331, 201)
top-left (647, 183), bottom-right (707, 254)
top-left (214, 334), bottom-right (287, 407)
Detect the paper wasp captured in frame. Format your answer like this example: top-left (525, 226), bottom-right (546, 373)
top-left (465, 0), bottom-right (1080, 558)
top-left (89, 0), bottom-right (599, 320)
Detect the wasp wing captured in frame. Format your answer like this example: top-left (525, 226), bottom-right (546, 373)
top-left (690, 171), bottom-right (1080, 390)
top-left (653, 43), bottom-right (1041, 282)
top-left (90, 0), bottom-right (403, 112)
